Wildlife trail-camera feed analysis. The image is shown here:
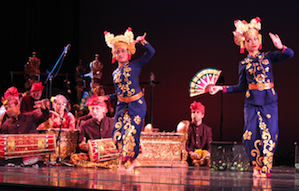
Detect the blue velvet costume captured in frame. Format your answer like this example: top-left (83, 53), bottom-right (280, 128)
top-left (109, 43), bottom-right (155, 161)
top-left (225, 46), bottom-right (294, 175)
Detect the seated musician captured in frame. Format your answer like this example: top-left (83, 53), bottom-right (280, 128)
top-left (70, 95), bottom-right (116, 168)
top-left (186, 101), bottom-right (212, 167)
top-left (78, 94), bottom-right (114, 152)
top-left (20, 82), bottom-right (45, 113)
top-left (38, 94), bottom-right (75, 130)
top-left (0, 86), bottom-right (49, 166)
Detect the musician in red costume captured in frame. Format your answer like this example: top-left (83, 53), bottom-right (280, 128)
top-left (186, 101), bottom-right (212, 166)
top-left (78, 94), bottom-right (114, 152)
top-left (70, 95), bottom-right (116, 168)
top-left (0, 86), bottom-right (49, 166)
top-left (20, 82), bottom-right (45, 113)
top-left (38, 94), bottom-right (75, 130)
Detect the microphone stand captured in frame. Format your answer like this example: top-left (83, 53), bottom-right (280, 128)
top-left (141, 72), bottom-right (159, 127)
top-left (43, 45), bottom-right (74, 167)
top-left (45, 44), bottom-right (71, 100)
top-left (46, 111), bottom-right (74, 167)
top-left (218, 76), bottom-right (224, 141)
top-left (56, 116), bottom-right (63, 164)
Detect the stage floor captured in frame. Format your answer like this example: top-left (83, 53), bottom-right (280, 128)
top-left (0, 165), bottom-right (298, 190)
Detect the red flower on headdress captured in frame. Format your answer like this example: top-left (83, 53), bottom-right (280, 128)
top-left (255, 17), bottom-right (261, 23)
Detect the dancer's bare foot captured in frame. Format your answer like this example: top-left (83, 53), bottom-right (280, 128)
top-left (253, 169), bottom-right (261, 178)
top-left (126, 160), bottom-right (141, 172)
top-left (118, 159), bottom-right (126, 172)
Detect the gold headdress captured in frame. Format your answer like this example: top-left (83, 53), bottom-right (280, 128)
top-left (104, 27), bottom-right (136, 63)
top-left (233, 17), bottom-right (262, 53)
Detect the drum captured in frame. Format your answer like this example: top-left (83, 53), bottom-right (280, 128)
top-left (38, 129), bottom-right (79, 162)
top-left (0, 134), bottom-right (56, 160)
top-left (88, 138), bottom-right (120, 163)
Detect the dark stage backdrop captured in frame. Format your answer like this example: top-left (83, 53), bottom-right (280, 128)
top-left (0, 0), bottom-right (80, 102)
top-left (78, 1), bottom-right (299, 157)
top-left (1, 0), bottom-right (299, 158)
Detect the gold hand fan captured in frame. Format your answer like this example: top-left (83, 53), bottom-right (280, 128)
top-left (189, 68), bottom-right (222, 97)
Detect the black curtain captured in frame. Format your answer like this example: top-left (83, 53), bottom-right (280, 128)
top-left (0, 0), bottom-right (80, 101)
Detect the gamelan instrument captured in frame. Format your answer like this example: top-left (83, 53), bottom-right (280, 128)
top-left (0, 134), bottom-right (56, 160)
top-left (38, 129), bottom-right (79, 162)
top-left (189, 68), bottom-right (222, 97)
top-left (88, 138), bottom-right (120, 162)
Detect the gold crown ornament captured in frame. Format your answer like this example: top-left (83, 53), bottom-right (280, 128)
top-left (233, 17), bottom-right (262, 54)
top-left (104, 27), bottom-right (136, 63)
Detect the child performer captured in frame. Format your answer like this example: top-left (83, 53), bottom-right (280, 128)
top-left (99, 27), bottom-right (155, 172)
top-left (209, 17), bottom-right (294, 178)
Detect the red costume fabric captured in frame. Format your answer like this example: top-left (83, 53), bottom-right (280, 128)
top-left (20, 95), bottom-right (35, 113)
top-left (185, 123), bottom-right (212, 153)
top-left (78, 116), bottom-right (114, 143)
top-left (0, 108), bottom-right (49, 134)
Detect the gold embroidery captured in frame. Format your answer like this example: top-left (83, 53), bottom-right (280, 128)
top-left (262, 59), bottom-right (269, 65)
top-left (246, 63), bottom-right (252, 70)
top-left (271, 88), bottom-right (275, 95)
top-left (243, 130), bottom-right (252, 140)
top-left (266, 114), bottom-right (271, 118)
top-left (256, 74), bottom-right (265, 83)
top-left (138, 99), bottom-right (143, 104)
top-left (257, 111), bottom-right (276, 174)
top-left (113, 65), bottom-right (139, 98)
top-left (244, 58), bottom-right (252, 64)
top-left (246, 53), bottom-right (270, 84)
top-left (134, 115), bottom-right (141, 125)
top-left (262, 152), bottom-right (273, 174)
top-left (117, 111), bottom-right (139, 158)
top-left (246, 91), bottom-right (250, 98)
top-left (113, 117), bottom-right (123, 142)
top-left (251, 140), bottom-right (263, 168)
top-left (113, 69), bottom-right (122, 84)
top-left (123, 123), bottom-right (137, 158)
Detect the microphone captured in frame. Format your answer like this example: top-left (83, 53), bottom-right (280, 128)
top-left (64, 44), bottom-right (71, 57)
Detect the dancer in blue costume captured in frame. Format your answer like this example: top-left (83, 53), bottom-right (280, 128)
top-left (99, 28), bottom-right (155, 172)
top-left (210, 17), bottom-right (294, 178)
